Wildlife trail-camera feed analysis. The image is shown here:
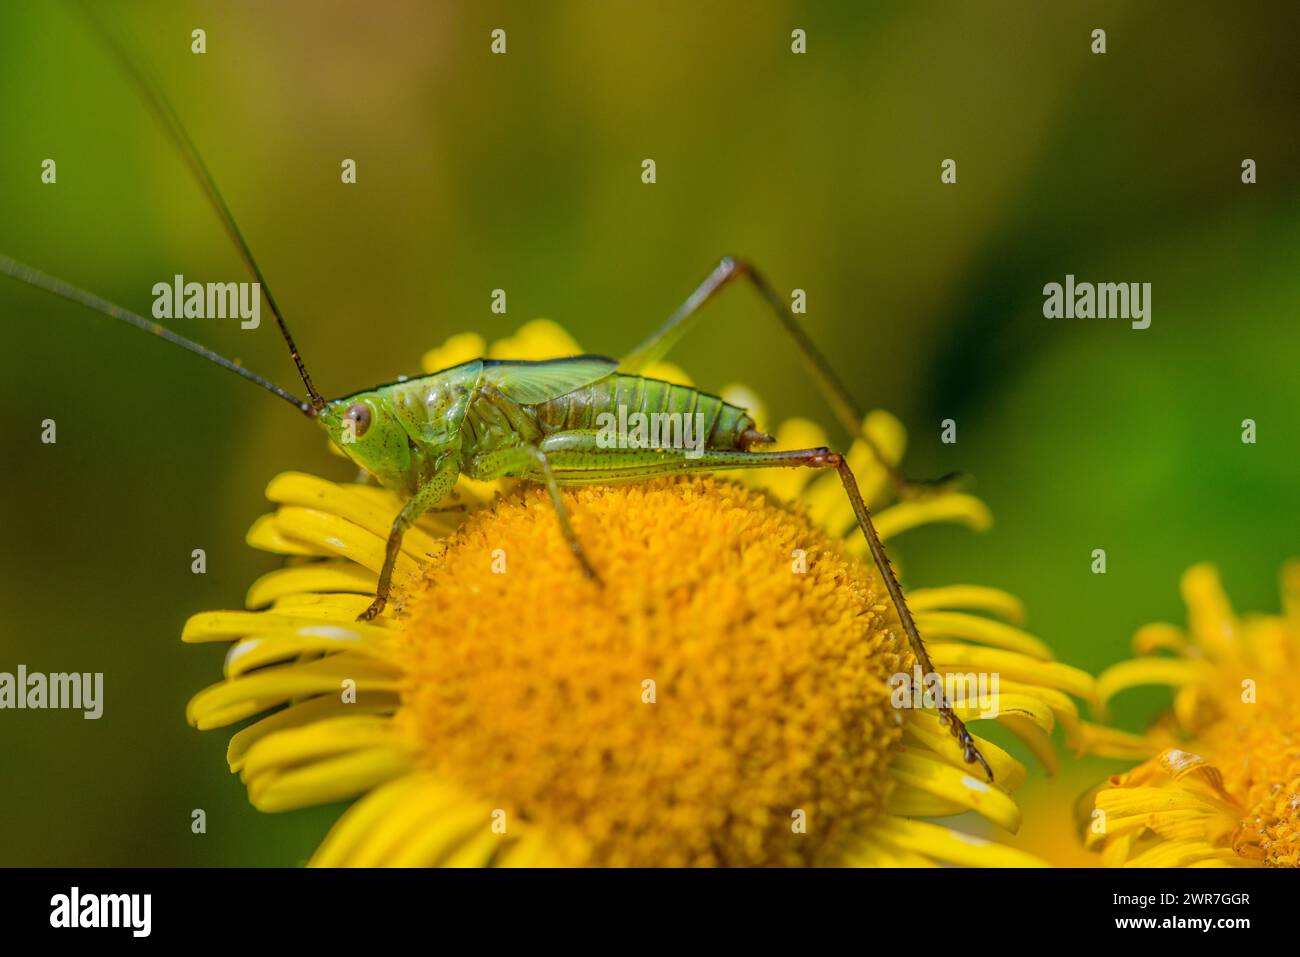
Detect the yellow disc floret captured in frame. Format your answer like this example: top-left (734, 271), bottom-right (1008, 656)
top-left (393, 476), bottom-right (907, 866)
top-left (1091, 562), bottom-right (1300, 868)
top-left (1193, 672), bottom-right (1300, 866)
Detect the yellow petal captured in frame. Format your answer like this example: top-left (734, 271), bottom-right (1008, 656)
top-left (738, 417), bottom-right (828, 499)
top-left (245, 513), bottom-right (326, 556)
top-left (802, 410), bottom-right (906, 529)
top-left (871, 493), bottom-right (993, 542)
top-left (310, 773), bottom-right (451, 867)
top-left (885, 786), bottom-right (969, 819)
top-left (248, 745), bottom-right (415, 813)
top-left (386, 802), bottom-right (498, 867)
top-left (269, 593), bottom-right (375, 617)
top-left (1180, 563), bottom-right (1237, 659)
top-left (1172, 683), bottom-right (1217, 733)
top-left (240, 715), bottom-right (400, 782)
top-left (959, 693), bottom-right (1056, 735)
top-left (246, 563), bottom-right (379, 608)
top-left (898, 730), bottom-right (1028, 793)
top-left (888, 750), bottom-right (1022, 832)
top-left (1096, 785), bottom-right (1223, 818)
top-left (913, 611), bottom-right (1053, 659)
top-left (1188, 858), bottom-right (1255, 867)
top-left (1131, 622), bottom-right (1191, 657)
top-left (181, 609), bottom-right (389, 645)
top-left (927, 643), bottom-right (1096, 702)
top-left (883, 785), bottom-right (967, 816)
top-left (332, 775), bottom-right (462, 867)
top-left (266, 472), bottom-right (454, 552)
top-left (272, 506), bottom-right (430, 582)
top-left (998, 713), bottom-right (1060, 775)
top-left (718, 383), bottom-right (764, 428)
top-left (855, 409), bottom-right (907, 507)
top-left (1073, 720), bottom-right (1162, 761)
top-left (1095, 657), bottom-right (1214, 710)
top-left (186, 654), bottom-right (401, 729)
top-left (907, 585), bottom-right (1025, 624)
top-left (227, 693), bottom-right (398, 772)
top-left (990, 680), bottom-right (1084, 746)
top-left (442, 827), bottom-right (508, 868)
top-left (223, 630), bottom-right (391, 677)
top-left (497, 833), bottom-right (561, 868)
top-left (1124, 838), bottom-right (1240, 868)
top-left (868, 816), bottom-right (1049, 868)
top-left (841, 836), bottom-right (939, 868)
top-left (642, 361), bottom-right (693, 387)
top-left (488, 319), bottom-right (583, 360)
top-left (421, 332), bottom-right (486, 374)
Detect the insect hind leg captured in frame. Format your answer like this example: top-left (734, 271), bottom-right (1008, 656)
top-left (621, 257), bottom-right (964, 498)
top-left (736, 445), bottom-right (991, 780)
top-left (812, 447), bottom-right (991, 778)
top-left (539, 435), bottom-right (993, 781)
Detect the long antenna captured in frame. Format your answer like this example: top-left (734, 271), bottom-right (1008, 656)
top-left (79, 3), bottom-right (327, 411)
top-left (0, 254), bottom-right (315, 416)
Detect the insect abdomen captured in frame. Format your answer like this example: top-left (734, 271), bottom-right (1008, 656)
top-left (533, 374), bottom-right (763, 450)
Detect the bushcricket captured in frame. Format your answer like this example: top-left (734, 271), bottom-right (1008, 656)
top-left (0, 20), bottom-right (992, 780)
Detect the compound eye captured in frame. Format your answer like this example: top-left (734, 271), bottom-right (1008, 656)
top-left (345, 402), bottom-right (372, 438)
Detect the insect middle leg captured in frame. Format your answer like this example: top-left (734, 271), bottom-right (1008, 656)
top-left (466, 438), bottom-right (604, 584)
top-left (525, 447), bottom-right (603, 583)
top-left (621, 257), bottom-right (962, 497)
top-left (539, 433), bottom-right (994, 781)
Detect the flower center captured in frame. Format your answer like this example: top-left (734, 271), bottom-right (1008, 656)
top-left (1200, 670), bottom-right (1300, 867)
top-left (392, 476), bottom-right (906, 866)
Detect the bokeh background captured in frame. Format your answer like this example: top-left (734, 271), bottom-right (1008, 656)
top-left (1, 0), bottom-right (1297, 866)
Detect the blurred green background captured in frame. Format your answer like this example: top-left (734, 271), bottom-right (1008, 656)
top-left (1, 0), bottom-right (1297, 866)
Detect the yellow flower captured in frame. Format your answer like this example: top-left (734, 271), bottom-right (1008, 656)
top-left (185, 319), bottom-right (1095, 866)
top-left (1087, 562), bottom-right (1300, 867)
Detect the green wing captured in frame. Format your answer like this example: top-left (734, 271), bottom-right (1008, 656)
top-left (482, 355), bottom-right (618, 404)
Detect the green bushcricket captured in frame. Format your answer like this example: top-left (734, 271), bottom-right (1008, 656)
top-left (0, 22), bottom-right (990, 780)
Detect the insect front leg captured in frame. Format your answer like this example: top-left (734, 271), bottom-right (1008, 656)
top-left (357, 462), bottom-right (459, 622)
top-left (621, 257), bottom-right (962, 498)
